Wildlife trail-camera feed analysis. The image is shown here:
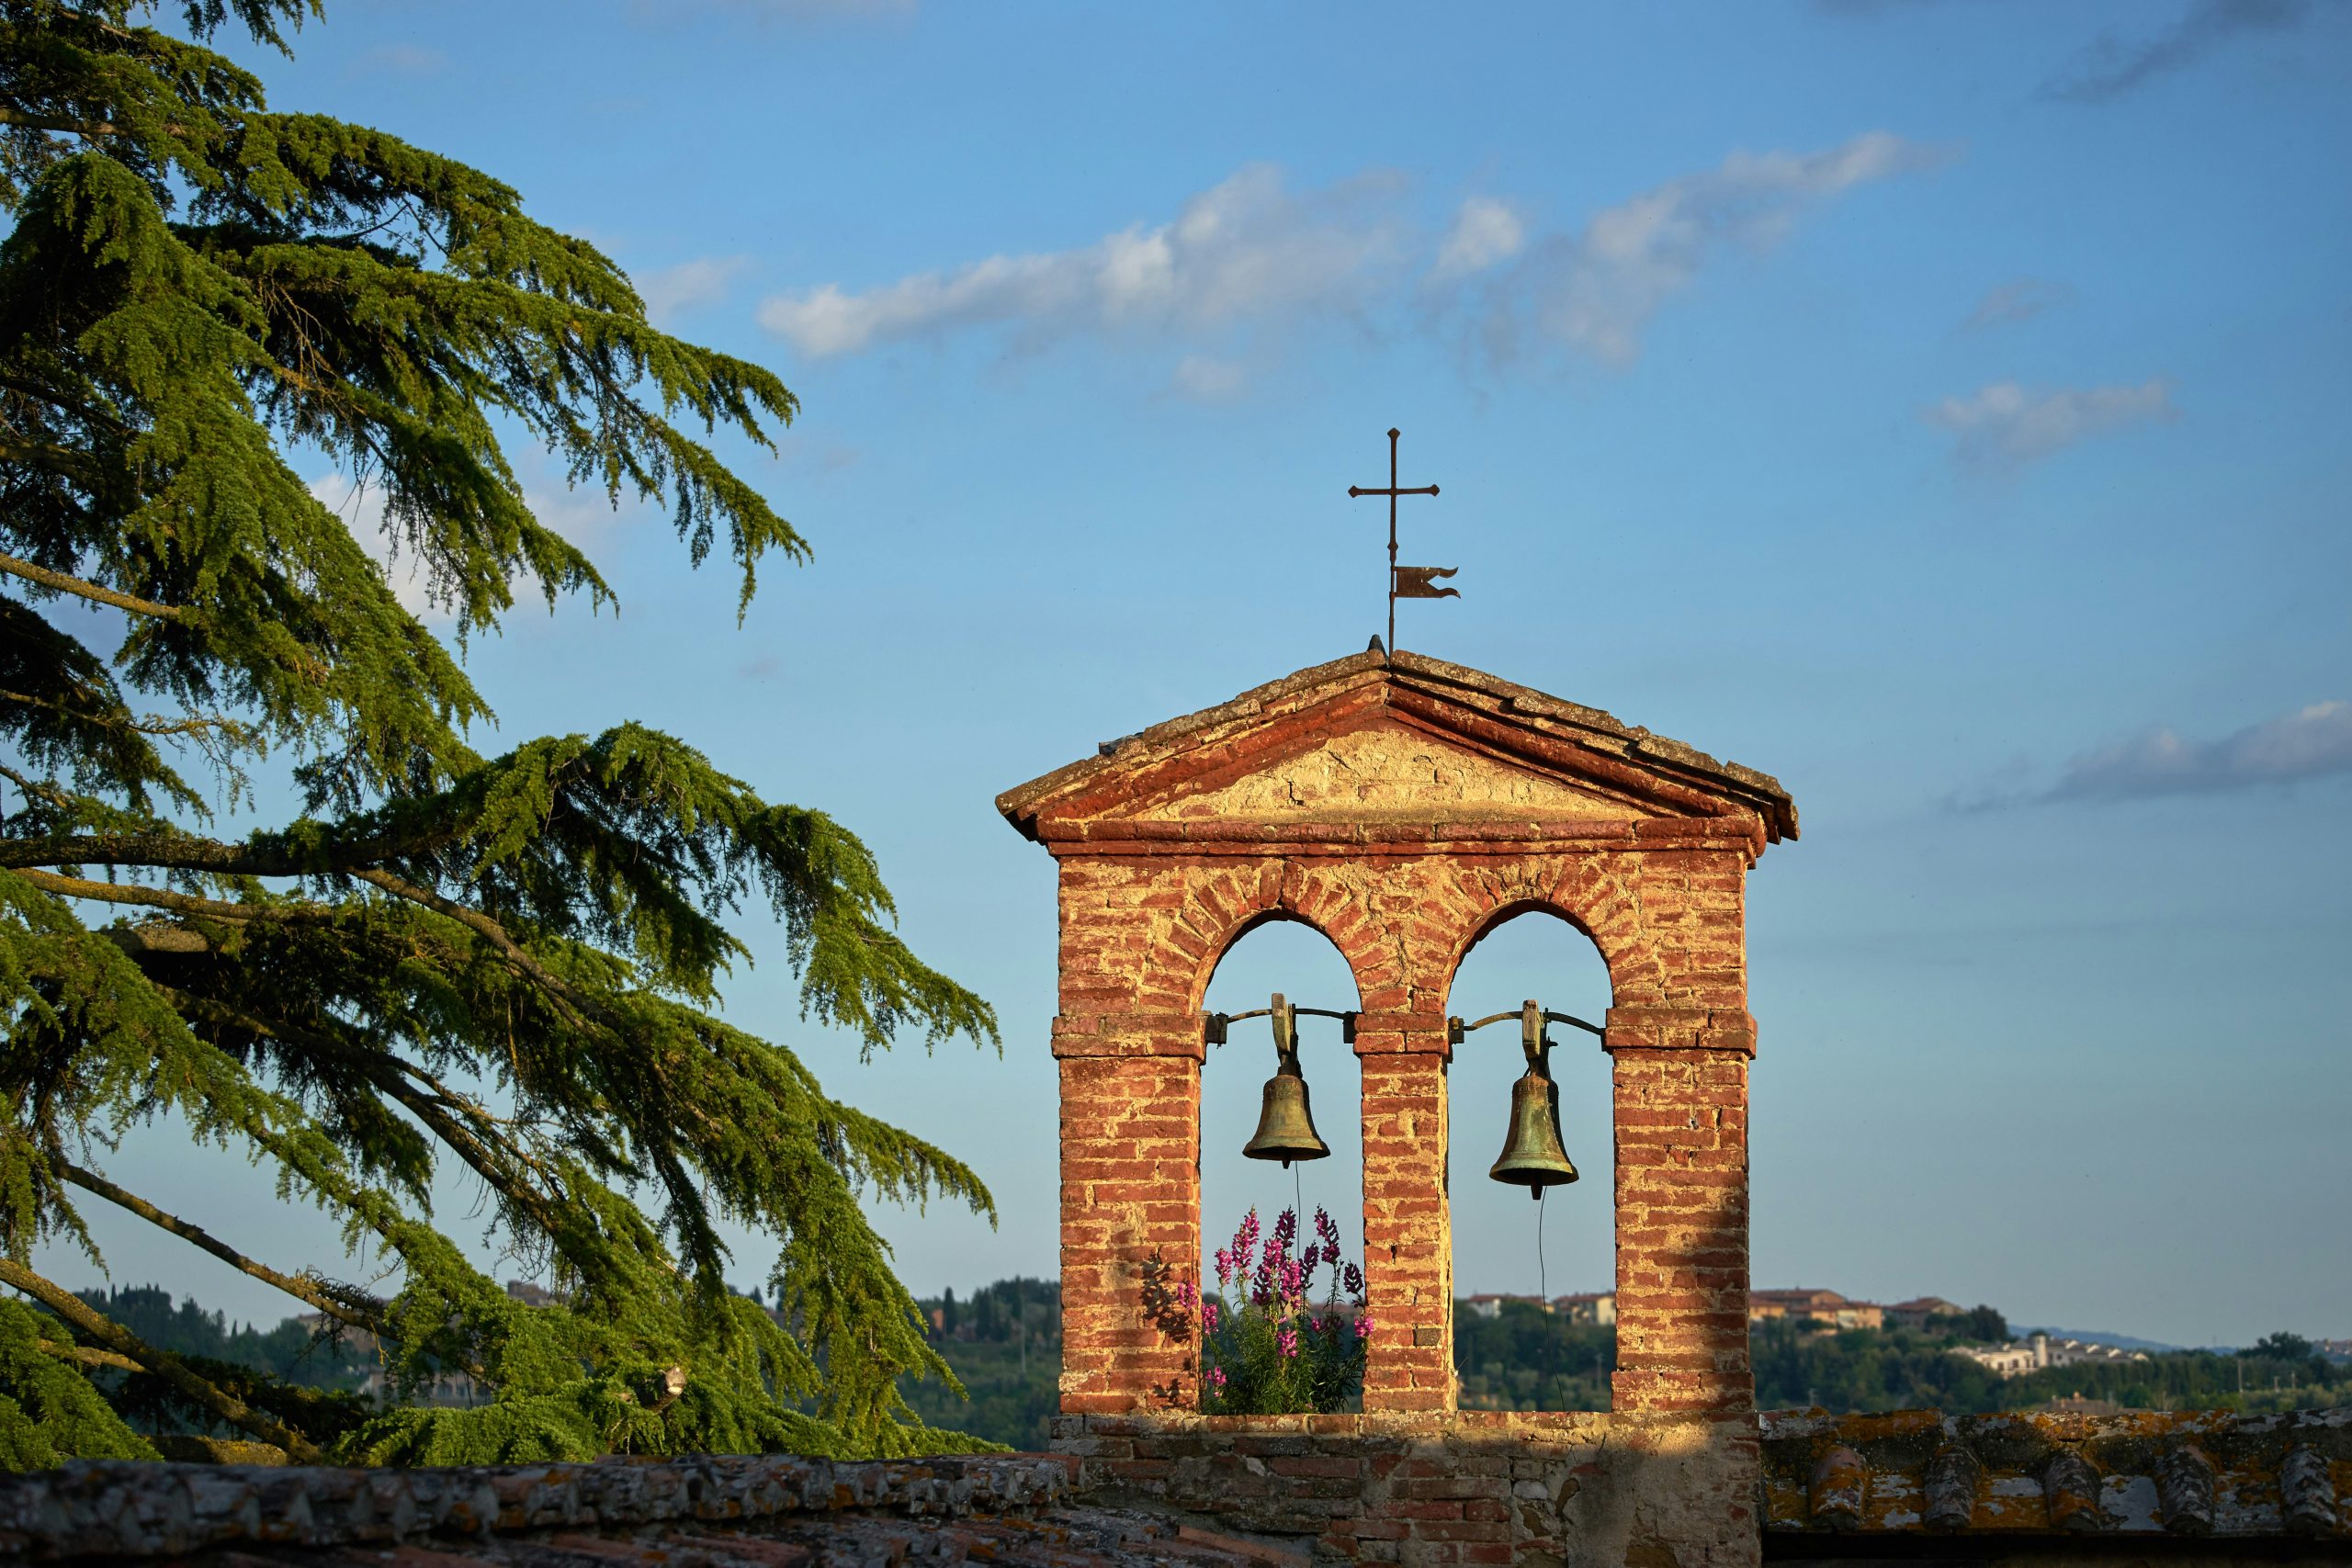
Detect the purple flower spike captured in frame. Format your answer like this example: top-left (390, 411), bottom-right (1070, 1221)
top-left (1203, 1301), bottom-right (1219, 1330)
top-left (1355, 1314), bottom-right (1374, 1339)
top-left (1278, 1324), bottom-right (1300, 1358)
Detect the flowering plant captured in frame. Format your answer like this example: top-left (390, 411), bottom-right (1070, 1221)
top-left (1141, 1205), bottom-right (1369, 1415)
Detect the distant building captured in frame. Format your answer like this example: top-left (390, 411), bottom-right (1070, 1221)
top-left (1461, 1293), bottom-right (1550, 1318)
top-left (1749, 1289), bottom-right (1883, 1331)
top-left (1886, 1296), bottom-right (1966, 1331)
top-left (1552, 1292), bottom-right (1616, 1326)
top-left (504, 1280), bottom-right (560, 1309)
top-left (1952, 1332), bottom-right (2148, 1379)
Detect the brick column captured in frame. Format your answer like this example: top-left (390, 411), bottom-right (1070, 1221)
top-left (1054, 1013), bottom-right (1202, 1413)
top-left (1604, 1004), bottom-right (1756, 1416)
top-left (1355, 1012), bottom-right (1453, 1411)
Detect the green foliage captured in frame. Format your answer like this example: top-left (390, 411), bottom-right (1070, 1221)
top-left (1751, 1318), bottom-right (2013, 1413)
top-left (1958, 1304), bottom-right (2007, 1342)
top-left (0, 0), bottom-right (1000, 1464)
top-left (1749, 1319), bottom-right (2346, 1416)
top-left (1448, 1308), bottom-right (2346, 1417)
top-left (1452, 1301), bottom-right (1615, 1413)
top-left (74, 1284), bottom-right (369, 1386)
top-left (1178, 1207), bottom-right (1366, 1416)
top-left (899, 1280), bottom-right (1059, 1450)
top-left (0, 1297), bottom-right (156, 1463)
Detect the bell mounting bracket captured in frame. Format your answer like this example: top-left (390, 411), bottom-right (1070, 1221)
top-left (1449, 999), bottom-right (1603, 1068)
top-left (1203, 992), bottom-right (1357, 1055)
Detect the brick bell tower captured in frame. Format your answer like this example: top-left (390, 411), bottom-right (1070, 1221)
top-left (997, 648), bottom-right (1796, 1424)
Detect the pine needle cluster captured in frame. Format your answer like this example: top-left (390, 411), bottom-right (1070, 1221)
top-left (0, 0), bottom-right (1001, 1465)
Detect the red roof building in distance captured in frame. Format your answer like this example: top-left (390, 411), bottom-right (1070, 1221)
top-left (1886, 1296), bottom-right (1968, 1331)
top-left (1750, 1289), bottom-right (1884, 1330)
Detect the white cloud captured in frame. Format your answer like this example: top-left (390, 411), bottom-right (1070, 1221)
top-left (2048, 701), bottom-right (2352, 802)
top-left (1473, 131), bottom-right (1940, 367)
top-left (1162, 355), bottom-right (1250, 404)
top-left (758, 136), bottom-right (1929, 390)
top-left (311, 471), bottom-right (438, 621)
top-left (637, 255), bottom-right (748, 321)
top-left (1430, 197), bottom-right (1525, 281)
top-left (309, 473), bottom-right (633, 625)
top-left (1962, 276), bottom-right (2075, 332)
top-left (758, 164), bottom-right (1405, 358)
top-left (1924, 378), bottom-right (2177, 468)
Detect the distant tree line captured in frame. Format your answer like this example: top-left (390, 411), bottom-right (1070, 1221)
top-left (21, 1281), bottom-right (2334, 1459)
top-left (1752, 1319), bottom-right (2344, 1415)
top-left (1454, 1303), bottom-right (1615, 1413)
top-left (895, 1280), bottom-right (1060, 1450)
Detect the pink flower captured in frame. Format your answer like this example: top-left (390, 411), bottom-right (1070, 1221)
top-left (1203, 1301), bottom-right (1219, 1331)
top-left (1315, 1206), bottom-right (1340, 1253)
top-left (1207, 1367), bottom-right (1227, 1390)
top-left (1176, 1280), bottom-right (1198, 1310)
top-left (1278, 1325), bottom-right (1299, 1358)
top-left (1214, 1248), bottom-right (1233, 1286)
top-left (1355, 1314), bottom-right (1374, 1340)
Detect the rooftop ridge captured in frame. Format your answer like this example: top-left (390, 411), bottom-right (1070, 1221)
top-left (996, 649), bottom-right (1797, 842)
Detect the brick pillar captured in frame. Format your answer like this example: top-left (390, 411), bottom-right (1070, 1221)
top-left (1604, 1005), bottom-right (1756, 1416)
top-left (1054, 1014), bottom-right (1202, 1413)
top-left (1355, 1013), bottom-right (1453, 1411)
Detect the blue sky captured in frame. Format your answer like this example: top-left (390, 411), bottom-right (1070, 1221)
top-left (41, 0), bottom-right (2352, 1352)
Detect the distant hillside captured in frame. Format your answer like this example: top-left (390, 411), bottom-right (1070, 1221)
top-left (37, 1280), bottom-right (2338, 1450)
top-left (899, 1278), bottom-right (1060, 1450)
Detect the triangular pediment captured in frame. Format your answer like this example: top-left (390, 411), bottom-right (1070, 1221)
top-left (997, 650), bottom-right (1797, 847)
top-left (1129, 720), bottom-right (1645, 825)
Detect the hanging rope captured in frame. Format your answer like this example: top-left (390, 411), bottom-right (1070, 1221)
top-left (1537, 1190), bottom-right (1548, 1303)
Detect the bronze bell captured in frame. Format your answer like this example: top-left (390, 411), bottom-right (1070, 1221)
top-left (1488, 1000), bottom-right (1578, 1198)
top-left (1242, 994), bottom-right (1329, 1168)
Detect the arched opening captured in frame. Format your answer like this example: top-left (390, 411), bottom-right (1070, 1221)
top-left (1443, 907), bottom-right (1615, 1412)
top-left (1198, 916), bottom-right (1365, 1334)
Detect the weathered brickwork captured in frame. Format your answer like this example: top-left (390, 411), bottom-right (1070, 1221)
top-left (1001, 650), bottom-right (1795, 1562)
top-left (1003, 651), bottom-right (1792, 1429)
top-left (1054, 1410), bottom-right (1763, 1567)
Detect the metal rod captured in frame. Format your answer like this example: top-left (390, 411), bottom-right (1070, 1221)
top-left (1203, 1005), bottom-right (1356, 1046)
top-left (1348, 426), bottom-right (1440, 654)
top-left (1453, 1005), bottom-right (1606, 1038)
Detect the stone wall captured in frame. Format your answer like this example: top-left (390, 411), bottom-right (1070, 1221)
top-left (1053, 1410), bottom-right (1763, 1567)
top-left (1759, 1405), bottom-right (2350, 1549)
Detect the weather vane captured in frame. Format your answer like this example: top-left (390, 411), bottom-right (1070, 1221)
top-left (1349, 426), bottom-right (1456, 653)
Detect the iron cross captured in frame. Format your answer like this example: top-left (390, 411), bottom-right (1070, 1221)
top-left (1348, 427), bottom-right (1449, 654)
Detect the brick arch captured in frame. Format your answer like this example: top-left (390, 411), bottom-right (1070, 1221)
top-left (1148, 860), bottom-right (1392, 1015)
top-left (1441, 885), bottom-right (1628, 1011)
